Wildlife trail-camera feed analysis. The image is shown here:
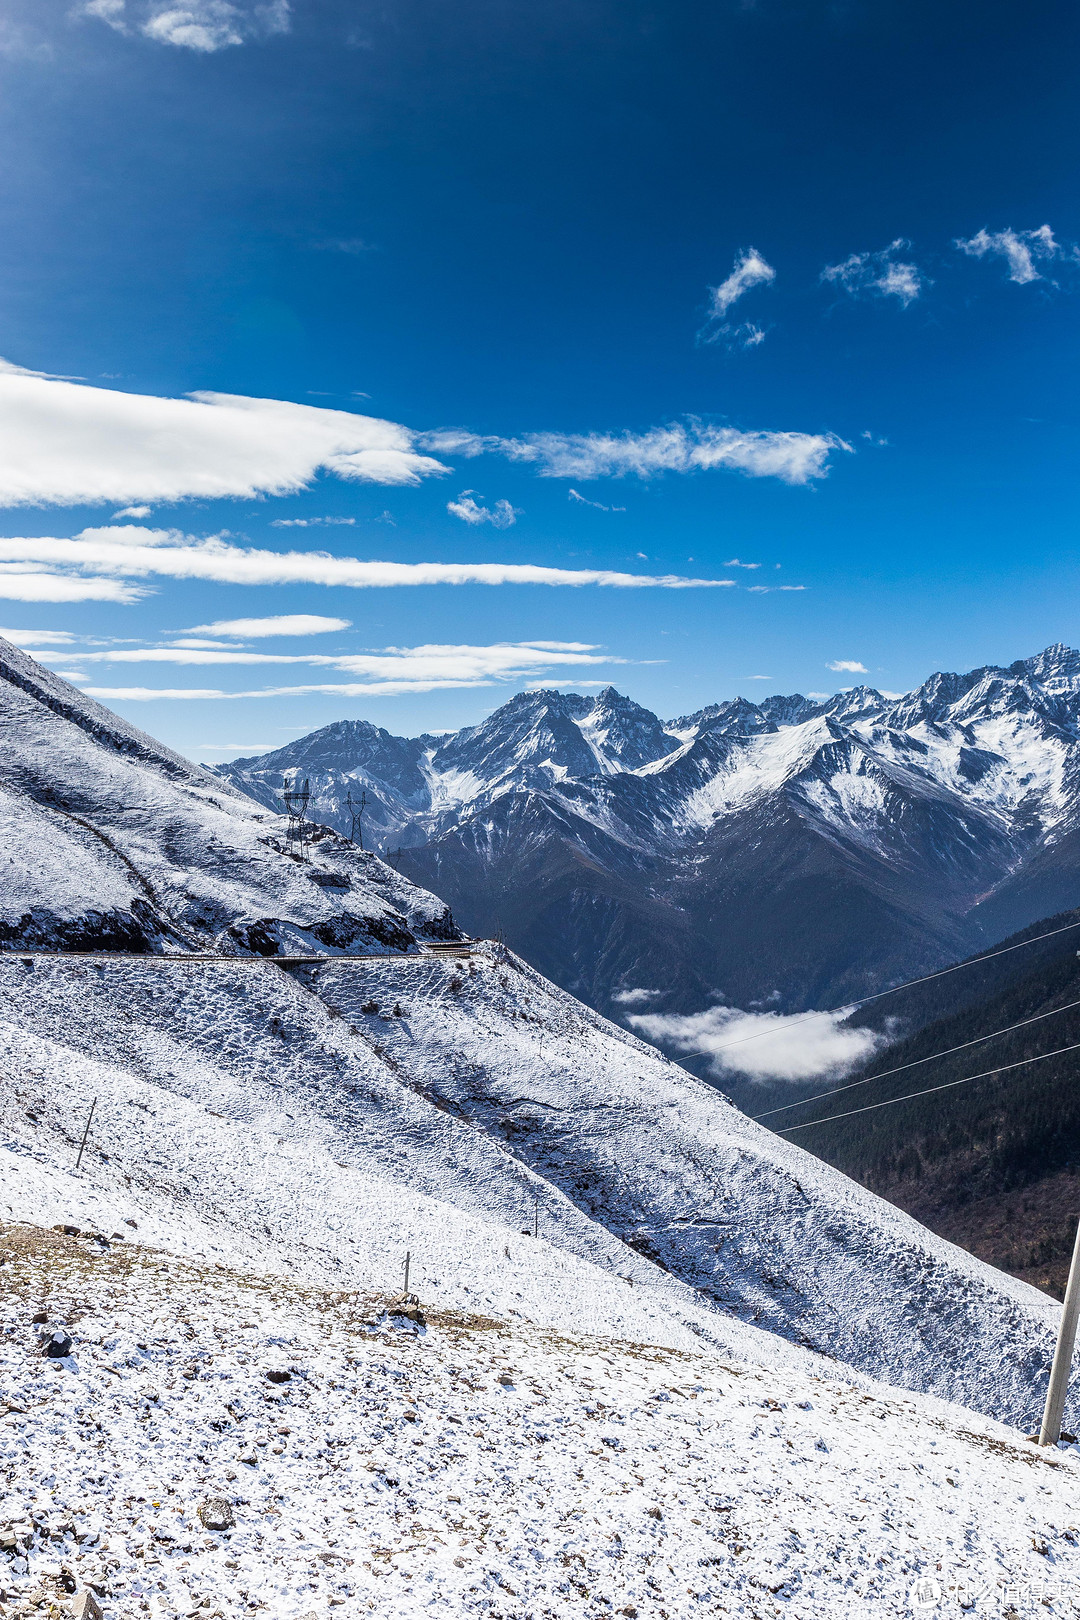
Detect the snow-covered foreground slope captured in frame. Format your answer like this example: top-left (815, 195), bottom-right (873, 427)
top-left (0, 954), bottom-right (819, 1369)
top-left (2, 1222), bottom-right (1078, 1620)
top-left (0, 635), bottom-right (456, 954)
top-left (0, 949), bottom-right (1074, 1432)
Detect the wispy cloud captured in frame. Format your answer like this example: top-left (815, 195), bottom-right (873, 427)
top-left (0, 361), bottom-right (848, 506)
top-left (705, 250), bottom-right (776, 317)
top-left (0, 568), bottom-right (144, 603)
top-left (724, 558), bottom-right (760, 569)
top-left (698, 249), bottom-right (776, 349)
top-left (490, 423), bottom-right (848, 485)
top-left (184, 615), bottom-right (351, 638)
top-left (446, 492), bottom-right (520, 528)
top-left (821, 240), bottom-right (926, 306)
top-left (954, 224), bottom-right (1065, 285)
top-left (746, 584), bottom-right (806, 593)
top-left (827, 659), bottom-right (867, 673)
top-left (568, 490), bottom-right (625, 512)
top-left (628, 1003), bottom-right (885, 1082)
top-left (270, 516), bottom-right (357, 528)
top-left (0, 628), bottom-right (79, 646)
top-left (80, 0), bottom-right (290, 52)
top-left (66, 639), bottom-right (628, 701)
top-left (0, 527), bottom-right (737, 593)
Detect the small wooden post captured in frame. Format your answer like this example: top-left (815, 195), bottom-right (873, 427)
top-left (1039, 1214), bottom-right (1080, 1445)
top-left (74, 1098), bottom-right (97, 1172)
top-left (403, 1250), bottom-right (411, 1296)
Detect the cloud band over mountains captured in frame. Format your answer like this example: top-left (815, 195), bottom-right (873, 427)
top-left (0, 361), bottom-right (848, 508)
top-left (0, 526), bottom-right (738, 602)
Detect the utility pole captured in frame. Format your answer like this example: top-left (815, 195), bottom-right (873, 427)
top-left (1039, 1213), bottom-right (1080, 1445)
top-left (346, 788), bottom-right (366, 849)
top-left (75, 1097), bottom-right (97, 1172)
top-left (282, 775), bottom-right (311, 859)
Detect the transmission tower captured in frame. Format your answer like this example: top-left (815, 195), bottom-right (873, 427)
top-left (281, 774), bottom-right (311, 858)
top-left (346, 787), bottom-right (367, 849)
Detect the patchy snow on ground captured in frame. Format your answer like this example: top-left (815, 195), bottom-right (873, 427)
top-left (1, 1222), bottom-right (1078, 1620)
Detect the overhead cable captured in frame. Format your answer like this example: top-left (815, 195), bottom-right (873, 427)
top-left (775, 1038), bottom-right (1080, 1133)
top-left (751, 994), bottom-right (1080, 1121)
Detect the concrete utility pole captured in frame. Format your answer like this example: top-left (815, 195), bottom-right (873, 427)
top-left (74, 1097), bottom-right (97, 1172)
top-left (1039, 1213), bottom-right (1080, 1446)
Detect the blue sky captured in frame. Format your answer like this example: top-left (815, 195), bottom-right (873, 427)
top-left (0, 0), bottom-right (1076, 756)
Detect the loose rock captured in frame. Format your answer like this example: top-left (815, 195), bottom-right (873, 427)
top-left (197, 1497), bottom-right (236, 1532)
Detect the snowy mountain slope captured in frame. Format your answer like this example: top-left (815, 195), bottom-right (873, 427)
top-left (0, 944), bottom-right (1075, 1430)
top-left (4, 1226), bottom-right (1078, 1620)
top-left (0, 636), bottom-right (457, 954)
top-left (0, 955), bottom-right (763, 1362)
top-left (297, 948), bottom-right (1075, 1429)
top-left (219, 646), bottom-right (1080, 1018)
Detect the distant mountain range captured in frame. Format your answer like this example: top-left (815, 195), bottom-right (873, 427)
top-left (219, 644), bottom-right (1080, 1021)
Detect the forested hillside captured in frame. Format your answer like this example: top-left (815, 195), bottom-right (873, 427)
top-left (789, 909), bottom-right (1080, 1296)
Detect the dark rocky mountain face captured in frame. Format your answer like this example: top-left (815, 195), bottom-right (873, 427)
top-left (218, 645), bottom-right (1080, 1018)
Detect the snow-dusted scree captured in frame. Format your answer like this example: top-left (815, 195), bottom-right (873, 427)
top-left (1, 1223), bottom-right (1078, 1620)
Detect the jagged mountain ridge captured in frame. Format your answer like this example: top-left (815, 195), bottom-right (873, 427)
top-left (219, 644), bottom-right (1080, 1016)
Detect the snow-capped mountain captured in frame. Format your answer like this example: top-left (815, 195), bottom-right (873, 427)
top-left (0, 635), bottom-right (457, 955)
top-left (220, 644), bottom-right (1080, 1016)
top-left (0, 637), bottom-right (1076, 1435)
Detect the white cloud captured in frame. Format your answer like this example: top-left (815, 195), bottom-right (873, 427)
top-left (706, 249), bottom-right (776, 317)
top-left (703, 321), bottom-right (768, 353)
top-left (446, 492), bottom-right (520, 529)
top-left (568, 490), bottom-right (626, 512)
top-left (628, 1004), bottom-right (885, 1083)
top-left (0, 362), bottom-right (449, 507)
top-left (184, 614), bottom-right (351, 638)
top-left (495, 422), bottom-right (848, 485)
top-left (68, 639), bottom-right (627, 701)
top-left (80, 0), bottom-right (290, 51)
top-left (827, 659), bottom-right (868, 673)
top-left (954, 224), bottom-right (1063, 285)
top-left (724, 558), bottom-right (761, 569)
top-left (821, 240), bottom-right (926, 307)
top-left (270, 516), bottom-right (357, 527)
top-left (0, 361), bottom-right (844, 506)
top-left (0, 566), bottom-right (145, 603)
top-left (112, 504), bottom-right (152, 520)
top-left (746, 584), bottom-right (806, 593)
top-left (0, 628), bottom-right (78, 645)
top-left (612, 988), bottom-right (662, 1007)
top-left (0, 528), bottom-right (736, 592)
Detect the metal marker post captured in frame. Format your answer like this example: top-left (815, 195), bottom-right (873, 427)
top-left (1039, 1213), bottom-right (1080, 1446)
top-left (403, 1250), bottom-right (411, 1296)
top-left (75, 1097), bottom-right (97, 1172)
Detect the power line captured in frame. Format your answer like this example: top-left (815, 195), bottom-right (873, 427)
top-left (775, 1038), bottom-right (1080, 1134)
top-left (752, 994), bottom-right (1080, 1121)
top-left (672, 918), bottom-right (1080, 1062)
